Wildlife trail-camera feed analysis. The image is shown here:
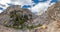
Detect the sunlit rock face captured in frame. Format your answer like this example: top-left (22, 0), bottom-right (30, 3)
top-left (46, 2), bottom-right (60, 20)
top-left (46, 2), bottom-right (60, 32)
top-left (33, 2), bottom-right (60, 32)
top-left (46, 20), bottom-right (60, 32)
top-left (39, 2), bottom-right (60, 25)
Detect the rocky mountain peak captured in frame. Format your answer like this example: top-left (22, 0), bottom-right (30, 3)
top-left (0, 2), bottom-right (60, 32)
top-left (0, 5), bottom-right (35, 29)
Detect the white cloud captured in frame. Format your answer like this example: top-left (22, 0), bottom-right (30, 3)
top-left (30, 0), bottom-right (55, 15)
top-left (0, 0), bottom-right (34, 13)
top-left (0, 0), bottom-right (33, 8)
top-left (10, 0), bottom-right (33, 6)
top-left (30, 2), bottom-right (49, 15)
top-left (0, 0), bottom-right (55, 14)
top-left (0, 10), bottom-right (2, 13)
top-left (0, 0), bottom-right (11, 11)
top-left (0, 0), bottom-right (11, 4)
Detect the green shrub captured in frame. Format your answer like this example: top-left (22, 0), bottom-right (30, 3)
top-left (9, 10), bottom-right (31, 29)
top-left (7, 10), bottom-right (42, 29)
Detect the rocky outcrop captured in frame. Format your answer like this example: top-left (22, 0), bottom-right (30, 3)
top-left (46, 2), bottom-right (60, 32)
top-left (0, 5), bottom-right (36, 29)
top-left (33, 2), bottom-right (60, 32)
top-left (0, 2), bottom-right (60, 32)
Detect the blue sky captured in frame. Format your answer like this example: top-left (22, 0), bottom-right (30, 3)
top-left (0, 7), bottom-right (3, 10)
top-left (0, 0), bottom-right (58, 9)
top-left (22, 0), bottom-right (57, 8)
top-left (0, 0), bottom-right (58, 15)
